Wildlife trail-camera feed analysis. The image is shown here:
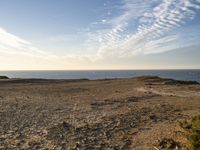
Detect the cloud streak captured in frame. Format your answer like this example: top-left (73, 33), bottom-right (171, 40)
top-left (0, 27), bottom-right (49, 57)
top-left (86, 0), bottom-right (200, 58)
top-left (0, 26), bottom-right (96, 70)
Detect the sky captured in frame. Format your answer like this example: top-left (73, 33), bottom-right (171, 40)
top-left (0, 0), bottom-right (200, 70)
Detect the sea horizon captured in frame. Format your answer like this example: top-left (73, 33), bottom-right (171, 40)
top-left (1, 69), bottom-right (200, 83)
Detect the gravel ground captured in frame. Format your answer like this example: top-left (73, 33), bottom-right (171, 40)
top-left (0, 76), bottom-right (199, 150)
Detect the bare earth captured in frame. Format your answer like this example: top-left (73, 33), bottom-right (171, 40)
top-left (0, 76), bottom-right (200, 150)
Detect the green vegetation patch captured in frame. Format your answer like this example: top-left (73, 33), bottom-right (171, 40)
top-left (179, 115), bottom-right (200, 150)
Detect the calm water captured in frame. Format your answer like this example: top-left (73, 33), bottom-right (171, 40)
top-left (0, 70), bottom-right (200, 83)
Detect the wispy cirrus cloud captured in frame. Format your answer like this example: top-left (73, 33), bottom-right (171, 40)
top-left (86, 0), bottom-right (200, 58)
top-left (0, 26), bottom-right (94, 70)
top-left (0, 27), bottom-right (48, 57)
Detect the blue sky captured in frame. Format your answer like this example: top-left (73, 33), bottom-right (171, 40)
top-left (0, 0), bottom-right (200, 70)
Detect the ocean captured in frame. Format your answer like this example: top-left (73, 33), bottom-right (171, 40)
top-left (0, 70), bottom-right (200, 83)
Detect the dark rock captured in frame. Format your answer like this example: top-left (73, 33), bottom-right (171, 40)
top-left (149, 115), bottom-right (157, 122)
top-left (158, 138), bottom-right (180, 149)
top-left (164, 80), bottom-right (199, 85)
top-left (0, 76), bottom-right (9, 79)
top-left (62, 121), bottom-right (72, 130)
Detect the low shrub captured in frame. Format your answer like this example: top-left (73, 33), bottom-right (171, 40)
top-left (179, 115), bottom-right (200, 150)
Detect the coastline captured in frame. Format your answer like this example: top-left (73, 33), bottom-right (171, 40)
top-left (1, 69), bottom-right (200, 83)
top-left (0, 76), bottom-right (200, 149)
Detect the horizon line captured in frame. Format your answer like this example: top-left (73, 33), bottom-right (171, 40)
top-left (1, 69), bottom-right (200, 71)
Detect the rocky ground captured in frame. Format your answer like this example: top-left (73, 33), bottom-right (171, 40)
top-left (0, 76), bottom-right (199, 150)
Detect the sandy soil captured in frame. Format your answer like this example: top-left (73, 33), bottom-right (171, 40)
top-left (0, 76), bottom-right (199, 150)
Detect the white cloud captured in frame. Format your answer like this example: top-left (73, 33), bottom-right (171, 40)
top-left (0, 26), bottom-right (97, 69)
top-left (0, 27), bottom-right (48, 57)
top-left (85, 0), bottom-right (200, 58)
top-left (0, 28), bottom-right (30, 48)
